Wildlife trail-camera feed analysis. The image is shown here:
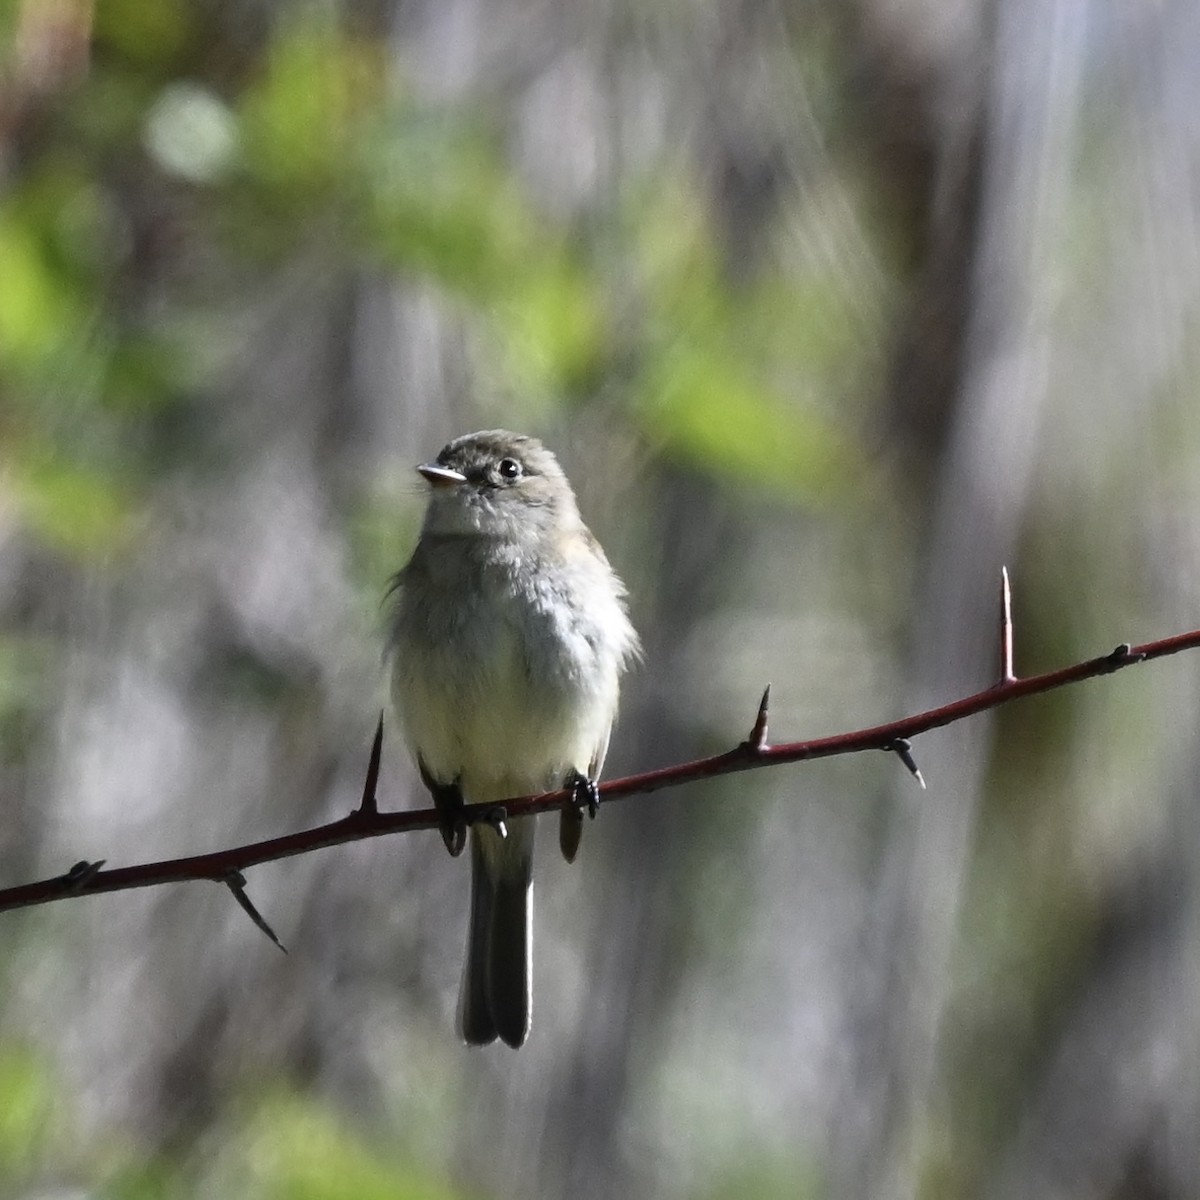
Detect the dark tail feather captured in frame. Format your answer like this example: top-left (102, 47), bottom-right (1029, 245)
top-left (458, 835), bottom-right (498, 1046)
top-left (457, 821), bottom-right (534, 1048)
top-left (488, 863), bottom-right (532, 1048)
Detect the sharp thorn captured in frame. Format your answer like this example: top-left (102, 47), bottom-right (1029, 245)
top-left (999, 566), bottom-right (1015, 684)
top-left (61, 860), bottom-right (106, 891)
top-left (1104, 642), bottom-right (1146, 670)
top-left (358, 713), bottom-right (384, 815)
top-left (888, 738), bottom-right (926, 789)
top-left (748, 684), bottom-right (772, 751)
top-left (223, 871), bottom-right (288, 954)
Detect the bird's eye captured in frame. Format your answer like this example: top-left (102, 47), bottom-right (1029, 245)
top-left (498, 457), bottom-right (522, 480)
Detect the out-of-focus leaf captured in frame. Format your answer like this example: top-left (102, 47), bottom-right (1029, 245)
top-left (626, 175), bottom-right (869, 497)
top-left (103, 1160), bottom-right (191, 1200)
top-left (93, 0), bottom-right (192, 69)
top-left (101, 336), bottom-right (183, 417)
top-left (348, 488), bottom-right (423, 611)
top-left (492, 254), bottom-right (607, 400)
top-left (364, 116), bottom-right (529, 291)
top-left (0, 211), bottom-right (77, 367)
top-left (0, 174), bottom-right (117, 417)
top-left (700, 1156), bottom-right (822, 1200)
top-left (7, 453), bottom-right (132, 555)
top-left (232, 1093), bottom-right (462, 1200)
top-left (239, 27), bottom-right (385, 202)
top-left (0, 1047), bottom-right (56, 1173)
top-left (638, 343), bottom-right (858, 499)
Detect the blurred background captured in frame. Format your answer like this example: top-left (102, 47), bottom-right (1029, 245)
top-left (3, 0), bottom-right (1200, 1197)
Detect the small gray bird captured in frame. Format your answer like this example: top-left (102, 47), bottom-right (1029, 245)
top-left (388, 430), bottom-right (640, 1048)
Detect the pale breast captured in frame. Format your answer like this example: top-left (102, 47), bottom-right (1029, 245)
top-left (390, 538), bottom-right (626, 803)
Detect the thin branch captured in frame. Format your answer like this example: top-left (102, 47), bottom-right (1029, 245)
top-left (0, 619), bottom-right (1183, 917)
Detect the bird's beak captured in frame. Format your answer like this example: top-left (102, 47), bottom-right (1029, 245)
top-left (417, 463), bottom-right (466, 488)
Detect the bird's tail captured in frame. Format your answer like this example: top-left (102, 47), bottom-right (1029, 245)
top-left (458, 819), bottom-right (534, 1048)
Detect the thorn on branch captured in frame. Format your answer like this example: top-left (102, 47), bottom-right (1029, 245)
top-left (998, 567), bottom-right (1016, 684)
top-left (1103, 642), bottom-right (1146, 671)
top-left (887, 739), bottom-right (926, 789)
top-left (223, 871), bottom-right (288, 954)
top-left (746, 684), bottom-right (772, 753)
top-left (60, 860), bottom-right (105, 892)
top-left (6, 613), bottom-right (1200, 919)
top-left (358, 713), bottom-right (384, 816)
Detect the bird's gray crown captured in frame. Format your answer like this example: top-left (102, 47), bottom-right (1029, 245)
top-left (435, 430), bottom-right (566, 484)
top-left (419, 430), bottom-right (579, 537)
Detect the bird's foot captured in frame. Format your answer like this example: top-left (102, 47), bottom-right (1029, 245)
top-left (567, 769), bottom-right (601, 820)
top-left (419, 759), bottom-right (467, 857)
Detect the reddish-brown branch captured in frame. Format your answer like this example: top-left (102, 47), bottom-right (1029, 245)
top-left (0, 621), bottom-right (1191, 918)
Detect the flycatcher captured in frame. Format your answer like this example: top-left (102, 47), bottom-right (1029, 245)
top-left (388, 430), bottom-right (639, 1047)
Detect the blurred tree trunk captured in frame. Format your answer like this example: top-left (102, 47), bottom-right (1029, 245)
top-left (829, 0), bottom-right (1090, 1196)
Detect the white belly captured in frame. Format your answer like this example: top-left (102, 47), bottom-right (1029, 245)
top-left (392, 600), bottom-right (618, 804)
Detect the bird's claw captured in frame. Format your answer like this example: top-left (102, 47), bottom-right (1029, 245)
top-left (440, 816), bottom-right (467, 857)
top-left (568, 770), bottom-right (601, 820)
top-left (420, 759), bottom-right (467, 857)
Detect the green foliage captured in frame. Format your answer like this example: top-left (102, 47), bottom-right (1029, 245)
top-left (629, 180), bottom-right (867, 499)
top-left (0, 181), bottom-right (107, 384)
top-left (699, 1155), bottom-right (823, 1200)
top-left (0, 1047), bottom-right (463, 1200)
top-left (239, 27), bottom-right (386, 206)
top-left (103, 1159), bottom-right (193, 1200)
top-left (226, 19), bottom-right (865, 483)
top-left (0, 1046), bottom-right (58, 1177)
top-left (8, 450), bottom-right (132, 554)
top-left (347, 485), bottom-right (424, 621)
top-left (2, 10), bottom-right (870, 574)
top-left (93, 0), bottom-right (194, 73)
top-left (216, 1092), bottom-right (464, 1200)
top-left (0, 153), bottom-right (144, 556)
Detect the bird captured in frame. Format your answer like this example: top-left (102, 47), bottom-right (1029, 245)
top-left (387, 430), bottom-right (640, 1047)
